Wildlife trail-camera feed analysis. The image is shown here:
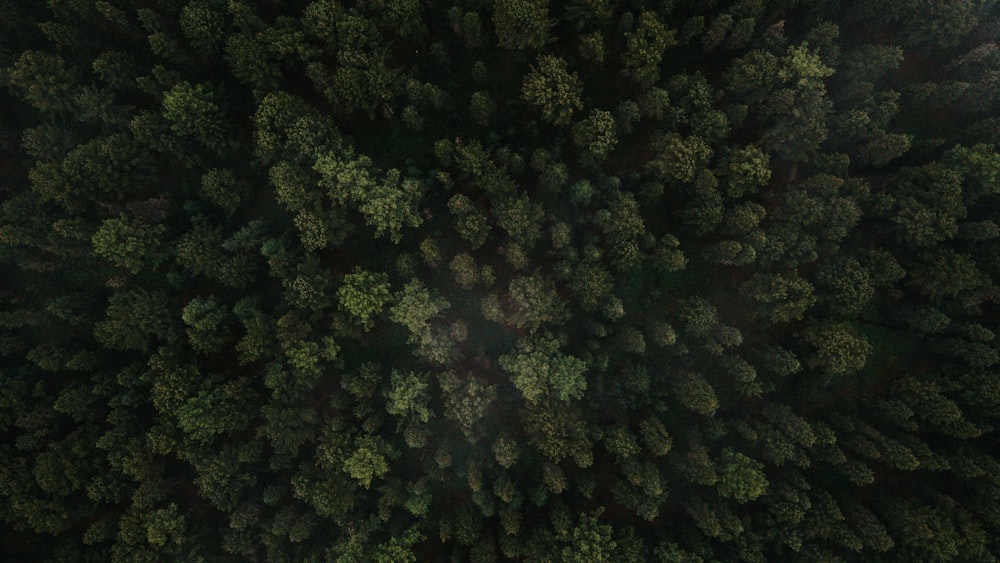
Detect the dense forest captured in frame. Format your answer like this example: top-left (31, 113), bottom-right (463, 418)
top-left (3, 0), bottom-right (1000, 560)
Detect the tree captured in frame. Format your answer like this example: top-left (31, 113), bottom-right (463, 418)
top-left (254, 91), bottom-right (341, 164)
top-left (671, 371), bottom-right (719, 416)
top-left (522, 55), bottom-right (584, 126)
top-left (92, 215), bottom-right (167, 274)
top-left (719, 145), bottom-right (771, 198)
top-left (5, 51), bottom-right (78, 114)
top-left (943, 143), bottom-right (1000, 206)
top-left (639, 417), bottom-right (673, 457)
top-left (716, 449), bottom-right (768, 503)
top-left (622, 12), bottom-right (677, 88)
top-left (850, 0), bottom-right (986, 49)
top-left (385, 369), bottom-right (433, 424)
top-left (815, 257), bottom-right (875, 317)
top-left (908, 248), bottom-right (988, 303)
top-left (181, 296), bottom-right (231, 354)
top-left (705, 239), bottom-right (756, 266)
top-left (144, 503), bottom-right (186, 548)
top-left (175, 222), bottom-right (254, 289)
top-left (572, 109), bottom-right (618, 159)
top-left (448, 194), bottom-right (490, 249)
top-left (176, 379), bottom-right (255, 443)
top-left (201, 168), bottom-right (244, 214)
top-left (724, 49), bottom-right (784, 105)
top-left (492, 0), bottom-right (552, 50)
top-left (389, 279), bottom-right (450, 354)
top-left (647, 133), bottom-right (713, 184)
top-left (342, 435), bottom-right (394, 490)
top-left (316, 155), bottom-right (424, 243)
top-left (507, 274), bottom-right (567, 332)
top-left (890, 163), bottom-right (966, 247)
top-left (439, 372), bottom-right (496, 442)
top-left (499, 336), bottom-right (588, 403)
top-left (469, 91), bottom-right (497, 125)
top-left (595, 192), bottom-right (647, 270)
top-left (179, 0), bottom-right (227, 55)
top-left (162, 81), bottom-right (227, 151)
top-left (801, 320), bottom-right (871, 378)
top-left (449, 253), bottom-right (481, 289)
top-left (495, 192), bottom-right (544, 249)
top-left (578, 32), bottom-right (605, 63)
top-left (742, 272), bottom-right (816, 323)
top-left (337, 269), bottom-right (391, 330)
top-left (93, 289), bottom-right (173, 352)
top-left (355, 171), bottom-right (424, 244)
top-left (523, 399), bottom-right (592, 465)
top-left (560, 510), bottom-right (618, 562)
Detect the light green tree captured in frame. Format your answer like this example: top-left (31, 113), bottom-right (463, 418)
top-left (499, 336), bottom-right (588, 403)
top-left (508, 274), bottom-right (567, 332)
top-left (386, 370), bottom-right (433, 423)
top-left (560, 510), bottom-right (618, 562)
top-left (742, 272), bottom-right (816, 323)
top-left (801, 320), bottom-right (872, 378)
top-left (716, 449), bottom-right (768, 503)
top-left (493, 0), bottom-right (553, 50)
top-left (389, 279), bottom-right (450, 349)
top-left (342, 435), bottom-right (393, 490)
top-left (337, 268), bottom-right (391, 330)
top-left (92, 216), bottom-right (167, 274)
top-left (622, 11), bottom-right (677, 88)
top-left (162, 81), bottom-right (227, 150)
top-left (572, 109), bottom-right (618, 159)
top-left (647, 133), bottom-right (713, 184)
top-left (181, 296), bottom-right (231, 354)
top-left (522, 55), bottom-right (584, 126)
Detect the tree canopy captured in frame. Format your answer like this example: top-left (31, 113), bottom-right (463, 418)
top-left (3, 1), bottom-right (1000, 561)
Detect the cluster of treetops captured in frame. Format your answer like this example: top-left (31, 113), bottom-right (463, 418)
top-left (2, 0), bottom-right (1000, 560)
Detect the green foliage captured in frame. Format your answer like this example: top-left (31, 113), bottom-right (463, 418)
top-left (201, 168), bottom-right (243, 214)
top-left (448, 194), bottom-right (490, 249)
top-left (648, 133), bottom-right (713, 184)
top-left (6, 51), bottom-right (78, 113)
top-left (622, 12), bottom-right (677, 88)
top-left (181, 296), bottom-right (230, 354)
top-left (572, 109), bottom-right (618, 159)
top-left (176, 379), bottom-right (255, 442)
top-left (720, 145), bottom-right (771, 198)
top-left (385, 370), bottom-right (433, 423)
top-left (499, 336), bottom-right (588, 403)
top-left (493, 0), bottom-right (552, 50)
top-left (94, 289), bottom-right (173, 352)
top-left (162, 81), bottom-right (227, 149)
top-left (342, 435), bottom-right (393, 490)
top-left (316, 155), bottom-right (424, 243)
top-left (672, 371), bottom-right (720, 416)
top-left (179, 0), bottom-right (226, 54)
top-left (508, 274), bottom-right (566, 332)
top-left (356, 171), bottom-right (425, 243)
top-left (521, 55), bottom-right (584, 126)
top-left (390, 279), bottom-right (448, 339)
top-left (639, 417), bottom-right (673, 457)
top-left (716, 449), bottom-right (768, 503)
top-left (92, 216), bottom-right (167, 274)
top-left (743, 272), bottom-right (816, 323)
top-left (560, 510), bottom-right (618, 562)
top-left (801, 320), bottom-right (872, 378)
top-left (524, 399), bottom-right (592, 465)
top-left (337, 269), bottom-right (391, 330)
